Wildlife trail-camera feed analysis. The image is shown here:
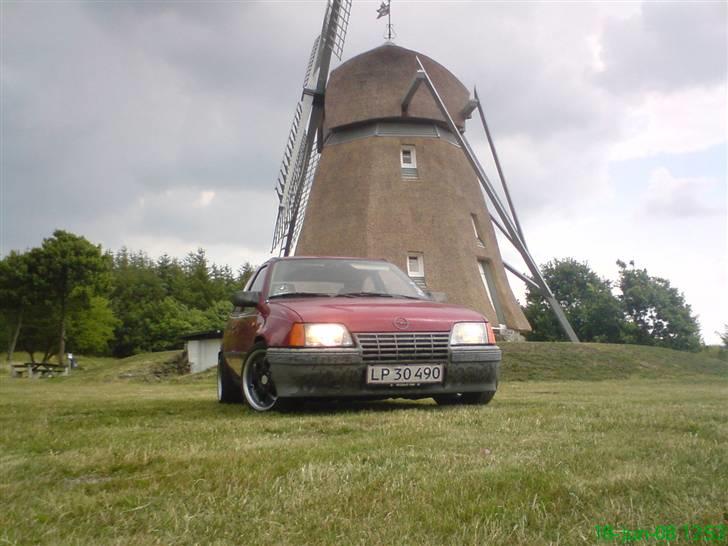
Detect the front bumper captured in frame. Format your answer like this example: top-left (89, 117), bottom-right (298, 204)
top-left (266, 345), bottom-right (501, 399)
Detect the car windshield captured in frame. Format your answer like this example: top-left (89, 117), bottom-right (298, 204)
top-left (268, 259), bottom-right (428, 300)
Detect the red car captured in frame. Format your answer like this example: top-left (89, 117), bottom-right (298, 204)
top-left (218, 257), bottom-right (501, 411)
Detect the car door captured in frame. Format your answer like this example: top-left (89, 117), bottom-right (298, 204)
top-left (223, 265), bottom-right (268, 379)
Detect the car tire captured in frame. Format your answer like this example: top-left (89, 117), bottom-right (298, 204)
top-left (432, 394), bottom-right (461, 406)
top-left (461, 390), bottom-right (496, 405)
top-left (218, 354), bottom-right (242, 404)
top-left (434, 390), bottom-right (496, 406)
top-left (241, 343), bottom-right (279, 412)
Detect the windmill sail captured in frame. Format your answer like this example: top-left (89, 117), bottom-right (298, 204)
top-left (271, 0), bottom-right (351, 256)
top-left (274, 102), bottom-right (302, 203)
top-left (291, 144), bottom-right (321, 248)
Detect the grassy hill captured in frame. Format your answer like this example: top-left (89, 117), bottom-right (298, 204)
top-left (11, 341), bottom-right (723, 384)
top-left (2, 342), bottom-right (726, 545)
top-left (500, 342), bottom-right (727, 381)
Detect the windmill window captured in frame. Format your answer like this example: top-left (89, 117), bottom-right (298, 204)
top-left (407, 254), bottom-right (423, 276)
top-left (471, 214), bottom-right (485, 247)
top-left (401, 145), bottom-right (418, 179)
top-left (401, 146), bottom-right (416, 166)
top-left (478, 260), bottom-right (505, 324)
top-left (407, 253), bottom-right (427, 290)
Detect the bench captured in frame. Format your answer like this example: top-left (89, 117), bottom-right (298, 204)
top-left (10, 362), bottom-right (69, 378)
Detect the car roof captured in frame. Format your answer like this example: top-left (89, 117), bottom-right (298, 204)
top-left (262, 256), bottom-right (390, 266)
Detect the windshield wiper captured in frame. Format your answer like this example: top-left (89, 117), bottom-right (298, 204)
top-left (391, 294), bottom-right (427, 300)
top-left (339, 291), bottom-right (426, 300)
top-left (268, 292), bottom-right (333, 299)
top-left (338, 292), bottom-right (395, 298)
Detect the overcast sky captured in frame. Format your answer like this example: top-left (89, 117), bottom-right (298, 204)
top-left (1, 1), bottom-right (726, 343)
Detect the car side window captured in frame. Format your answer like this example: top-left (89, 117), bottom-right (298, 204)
top-left (247, 266), bottom-right (267, 293)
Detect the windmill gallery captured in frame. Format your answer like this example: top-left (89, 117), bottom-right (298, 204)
top-left (271, 0), bottom-right (578, 340)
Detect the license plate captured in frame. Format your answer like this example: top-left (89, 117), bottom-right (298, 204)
top-left (366, 364), bottom-right (444, 385)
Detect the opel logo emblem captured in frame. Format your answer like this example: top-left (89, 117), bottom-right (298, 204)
top-left (393, 317), bottom-right (409, 330)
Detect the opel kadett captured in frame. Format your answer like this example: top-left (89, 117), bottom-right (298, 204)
top-left (218, 257), bottom-right (501, 411)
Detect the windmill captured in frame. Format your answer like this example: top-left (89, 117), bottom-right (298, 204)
top-left (270, 1), bottom-right (578, 341)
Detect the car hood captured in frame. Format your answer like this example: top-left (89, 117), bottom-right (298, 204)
top-left (270, 297), bottom-right (485, 333)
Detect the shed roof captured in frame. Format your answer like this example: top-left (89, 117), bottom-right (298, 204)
top-left (180, 329), bottom-right (223, 341)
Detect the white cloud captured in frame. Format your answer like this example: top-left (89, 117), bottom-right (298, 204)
top-left (643, 167), bottom-right (722, 218)
top-left (609, 86), bottom-right (727, 160)
top-left (194, 191), bottom-right (216, 208)
top-left (597, 2), bottom-right (727, 93)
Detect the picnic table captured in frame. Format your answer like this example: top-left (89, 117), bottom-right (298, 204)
top-left (10, 362), bottom-right (69, 378)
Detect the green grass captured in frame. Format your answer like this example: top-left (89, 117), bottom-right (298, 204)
top-left (1, 343), bottom-right (726, 545)
top-left (500, 342), bottom-right (728, 381)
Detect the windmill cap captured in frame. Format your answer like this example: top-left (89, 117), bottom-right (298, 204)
top-left (323, 44), bottom-right (470, 135)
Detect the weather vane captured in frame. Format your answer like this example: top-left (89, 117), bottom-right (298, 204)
top-left (376, 0), bottom-right (395, 41)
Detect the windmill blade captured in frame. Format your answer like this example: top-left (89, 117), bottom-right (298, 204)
top-left (291, 144), bottom-right (321, 248)
top-left (321, 0), bottom-right (351, 61)
top-left (473, 87), bottom-right (526, 245)
top-left (303, 36), bottom-right (321, 90)
top-left (271, 107), bottom-right (307, 251)
top-left (274, 102), bottom-right (302, 200)
top-left (271, 0), bottom-right (352, 256)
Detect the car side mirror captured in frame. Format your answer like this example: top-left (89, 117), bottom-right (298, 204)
top-left (231, 290), bottom-right (261, 309)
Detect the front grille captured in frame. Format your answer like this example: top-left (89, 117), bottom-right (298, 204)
top-left (356, 332), bottom-right (450, 362)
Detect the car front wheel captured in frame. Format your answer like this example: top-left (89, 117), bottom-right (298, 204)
top-left (241, 344), bottom-right (278, 412)
top-left (461, 390), bottom-right (496, 405)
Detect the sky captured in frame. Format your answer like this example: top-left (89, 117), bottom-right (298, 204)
top-left (1, 1), bottom-right (726, 343)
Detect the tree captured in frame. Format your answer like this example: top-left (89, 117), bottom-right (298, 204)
top-left (182, 248), bottom-right (215, 310)
top-left (238, 262), bottom-right (255, 288)
top-left (524, 258), bottom-right (625, 342)
top-left (15, 304), bottom-right (59, 363)
top-left (210, 263), bottom-right (238, 302)
top-left (0, 251), bottom-right (35, 361)
top-left (4, 234), bottom-right (258, 359)
top-left (144, 297), bottom-right (210, 352)
top-left (33, 230), bottom-right (111, 364)
top-left (156, 253), bottom-right (186, 298)
top-left (203, 299), bottom-right (234, 331)
top-left (109, 249), bottom-right (166, 356)
top-left (67, 296), bottom-right (119, 354)
top-left (718, 325), bottom-right (728, 349)
top-left (617, 260), bottom-right (702, 352)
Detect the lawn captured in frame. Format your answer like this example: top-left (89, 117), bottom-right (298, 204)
top-left (1, 344), bottom-right (726, 545)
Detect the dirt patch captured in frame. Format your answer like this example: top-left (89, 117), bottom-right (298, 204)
top-left (118, 351), bottom-right (190, 381)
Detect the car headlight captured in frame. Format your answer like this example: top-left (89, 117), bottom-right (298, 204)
top-left (450, 322), bottom-right (489, 345)
top-left (288, 323), bottom-right (354, 347)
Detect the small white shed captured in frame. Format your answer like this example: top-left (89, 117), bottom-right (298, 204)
top-left (182, 330), bottom-right (223, 374)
